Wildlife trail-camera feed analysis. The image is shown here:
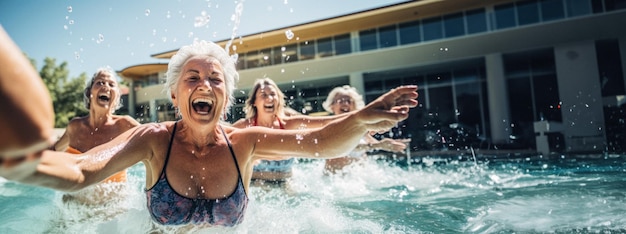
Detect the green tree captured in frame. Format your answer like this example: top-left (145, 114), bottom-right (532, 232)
top-left (35, 57), bottom-right (88, 128)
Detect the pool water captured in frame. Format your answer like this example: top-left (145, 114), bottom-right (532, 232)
top-left (1, 154), bottom-right (625, 233)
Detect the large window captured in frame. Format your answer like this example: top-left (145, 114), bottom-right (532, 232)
top-left (541, 0), bottom-right (565, 21)
top-left (494, 3), bottom-right (517, 29)
top-left (504, 48), bottom-right (561, 148)
top-left (566, 0), bottom-right (592, 17)
top-left (399, 20), bottom-right (420, 44)
top-left (422, 16), bottom-right (443, 41)
top-left (364, 60), bottom-right (489, 150)
top-left (466, 8), bottom-right (487, 34)
top-left (334, 34), bottom-right (352, 55)
top-left (379, 25), bottom-right (398, 48)
top-left (299, 41), bottom-right (315, 61)
top-left (359, 29), bottom-right (378, 51)
top-left (317, 37), bottom-right (333, 57)
top-left (517, 0), bottom-right (540, 25)
top-left (596, 39), bottom-right (625, 97)
top-left (443, 12), bottom-right (465, 38)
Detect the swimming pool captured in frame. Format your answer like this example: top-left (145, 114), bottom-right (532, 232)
top-left (1, 154), bottom-right (624, 233)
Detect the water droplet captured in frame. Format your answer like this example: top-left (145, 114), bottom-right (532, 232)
top-left (190, 175), bottom-right (194, 179)
top-left (67, 6), bottom-right (73, 13)
top-left (69, 20), bottom-right (74, 25)
top-left (194, 11), bottom-right (210, 27)
top-left (145, 9), bottom-right (151, 16)
top-left (285, 29), bottom-right (294, 40)
top-left (314, 138), bottom-right (318, 144)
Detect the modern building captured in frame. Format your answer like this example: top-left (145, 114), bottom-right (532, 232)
top-left (118, 0), bottom-right (626, 154)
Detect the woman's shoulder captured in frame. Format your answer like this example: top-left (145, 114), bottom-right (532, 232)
top-left (112, 115), bottom-right (140, 127)
top-left (231, 118), bottom-right (253, 128)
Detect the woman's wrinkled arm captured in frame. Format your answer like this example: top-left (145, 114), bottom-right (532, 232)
top-left (0, 124), bottom-right (158, 192)
top-left (250, 85), bottom-right (418, 160)
top-left (0, 25), bottom-right (55, 159)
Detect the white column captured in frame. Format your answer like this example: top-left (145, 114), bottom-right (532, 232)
top-left (554, 41), bottom-right (606, 152)
top-left (128, 80), bottom-right (136, 118)
top-left (349, 72), bottom-right (365, 95)
top-left (485, 53), bottom-right (511, 144)
top-left (619, 37), bottom-right (626, 93)
top-left (149, 99), bottom-right (157, 123)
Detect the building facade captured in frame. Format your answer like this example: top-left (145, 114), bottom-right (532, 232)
top-left (118, 0), bottom-right (626, 154)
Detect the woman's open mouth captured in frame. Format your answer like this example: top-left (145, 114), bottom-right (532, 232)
top-left (192, 98), bottom-right (213, 114)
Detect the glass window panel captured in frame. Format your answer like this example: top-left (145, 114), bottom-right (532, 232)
top-left (386, 78), bottom-right (403, 90)
top-left (605, 0), bottom-right (626, 11)
top-left (454, 68), bottom-right (479, 84)
top-left (541, 0), bottom-right (565, 21)
top-left (422, 16), bottom-right (443, 41)
top-left (299, 41), bottom-right (315, 61)
top-left (379, 25), bottom-right (398, 48)
top-left (359, 29), bottom-right (378, 51)
top-left (443, 12), bottom-right (465, 38)
top-left (507, 76), bottom-right (534, 136)
top-left (283, 44), bottom-right (298, 63)
top-left (317, 37), bottom-right (333, 57)
top-left (591, 0), bottom-right (604, 13)
top-left (428, 86), bottom-right (455, 125)
top-left (466, 8), bottom-right (487, 34)
top-left (258, 48), bottom-right (271, 67)
top-left (236, 53), bottom-right (246, 70)
top-left (272, 46), bottom-right (283, 65)
top-left (533, 74), bottom-right (562, 121)
top-left (399, 20), bottom-right (420, 44)
top-left (334, 34), bottom-right (352, 55)
top-left (245, 51), bottom-right (260, 69)
top-left (455, 82), bottom-right (482, 128)
top-left (364, 79), bottom-right (384, 92)
top-left (426, 72), bottom-right (452, 86)
top-left (596, 39), bottom-right (626, 96)
top-left (494, 3), bottom-right (517, 29)
top-left (517, 0), bottom-right (540, 25)
top-left (566, 0), bottom-right (592, 16)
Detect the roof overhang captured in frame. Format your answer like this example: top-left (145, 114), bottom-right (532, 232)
top-left (117, 63), bottom-right (168, 80)
top-left (151, 0), bottom-right (511, 58)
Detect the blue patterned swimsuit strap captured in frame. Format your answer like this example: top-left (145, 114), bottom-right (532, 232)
top-left (160, 121), bottom-right (178, 180)
top-left (219, 124), bottom-right (247, 195)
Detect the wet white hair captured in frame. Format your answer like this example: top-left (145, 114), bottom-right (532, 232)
top-left (164, 40), bottom-right (239, 115)
top-left (84, 67), bottom-right (123, 111)
top-left (322, 85), bottom-right (365, 113)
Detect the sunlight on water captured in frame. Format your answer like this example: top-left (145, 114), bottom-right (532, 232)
top-left (1, 156), bottom-right (625, 233)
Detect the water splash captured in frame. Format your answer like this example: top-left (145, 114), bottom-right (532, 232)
top-left (224, 1), bottom-right (244, 55)
top-left (285, 29), bottom-right (295, 40)
top-left (194, 11), bottom-right (210, 27)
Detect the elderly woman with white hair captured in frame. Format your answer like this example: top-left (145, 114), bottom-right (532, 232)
top-left (322, 85), bottom-right (411, 174)
top-left (0, 40), bottom-right (418, 228)
top-left (52, 67), bottom-right (140, 204)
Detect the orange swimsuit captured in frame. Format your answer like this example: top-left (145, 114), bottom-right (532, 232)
top-left (66, 146), bottom-right (127, 183)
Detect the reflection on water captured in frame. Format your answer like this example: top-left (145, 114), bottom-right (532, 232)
top-left (1, 155), bottom-right (625, 233)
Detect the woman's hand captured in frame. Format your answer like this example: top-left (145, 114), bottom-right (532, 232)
top-left (376, 138), bottom-right (411, 153)
top-left (355, 85), bottom-right (418, 132)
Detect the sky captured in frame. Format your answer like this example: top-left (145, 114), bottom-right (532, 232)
top-left (0, 0), bottom-right (407, 79)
